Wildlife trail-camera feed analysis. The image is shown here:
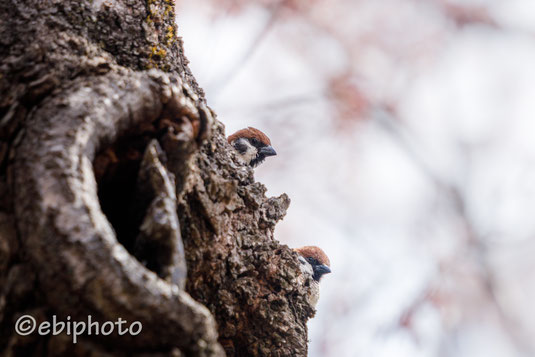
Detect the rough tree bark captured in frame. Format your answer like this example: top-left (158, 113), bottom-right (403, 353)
top-left (0, 1), bottom-right (315, 356)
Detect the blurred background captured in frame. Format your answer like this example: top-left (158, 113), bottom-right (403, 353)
top-left (174, 1), bottom-right (535, 356)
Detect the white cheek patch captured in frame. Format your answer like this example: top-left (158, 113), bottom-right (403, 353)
top-left (236, 138), bottom-right (257, 165)
top-left (298, 256), bottom-right (314, 277)
top-left (298, 256), bottom-right (320, 308)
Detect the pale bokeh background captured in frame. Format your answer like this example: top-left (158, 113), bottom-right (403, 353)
top-left (175, 1), bottom-right (535, 356)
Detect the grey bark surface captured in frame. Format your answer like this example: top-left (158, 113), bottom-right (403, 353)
top-left (0, 1), bottom-right (315, 356)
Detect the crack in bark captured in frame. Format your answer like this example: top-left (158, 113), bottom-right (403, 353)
top-left (12, 69), bottom-right (223, 356)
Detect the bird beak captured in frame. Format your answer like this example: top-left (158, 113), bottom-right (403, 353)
top-left (259, 145), bottom-right (277, 157)
top-left (315, 264), bottom-right (331, 276)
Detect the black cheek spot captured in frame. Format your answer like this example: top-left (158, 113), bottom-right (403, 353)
top-left (234, 141), bottom-right (248, 154)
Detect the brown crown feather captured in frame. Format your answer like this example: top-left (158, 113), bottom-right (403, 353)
top-left (227, 127), bottom-right (271, 146)
top-left (295, 246), bottom-right (330, 267)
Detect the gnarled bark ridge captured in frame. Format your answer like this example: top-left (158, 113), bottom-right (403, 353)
top-left (0, 0), bottom-right (315, 356)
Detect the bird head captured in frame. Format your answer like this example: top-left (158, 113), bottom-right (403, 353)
top-left (227, 127), bottom-right (277, 167)
top-left (295, 246), bottom-right (331, 282)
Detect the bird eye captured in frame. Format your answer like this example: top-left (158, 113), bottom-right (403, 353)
top-left (250, 138), bottom-right (259, 146)
top-left (306, 257), bottom-right (319, 266)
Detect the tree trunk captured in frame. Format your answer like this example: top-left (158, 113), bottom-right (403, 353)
top-left (0, 1), bottom-right (314, 356)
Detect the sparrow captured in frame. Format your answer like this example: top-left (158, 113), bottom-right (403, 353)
top-left (227, 127), bottom-right (277, 167)
top-left (294, 246), bottom-right (331, 308)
